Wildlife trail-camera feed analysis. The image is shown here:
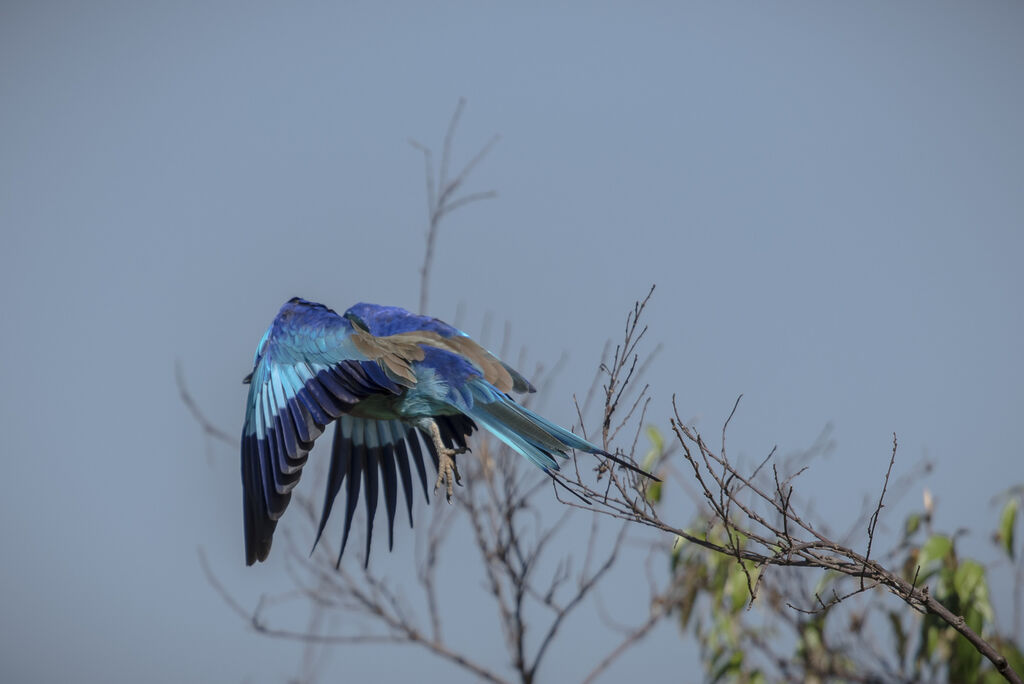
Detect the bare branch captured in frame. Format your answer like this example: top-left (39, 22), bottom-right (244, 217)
top-left (176, 361), bottom-right (234, 447)
top-left (412, 98), bottom-right (499, 314)
top-left (863, 433), bottom-right (898, 586)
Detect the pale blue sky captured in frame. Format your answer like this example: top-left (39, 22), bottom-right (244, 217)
top-left (2, 2), bottom-right (1022, 682)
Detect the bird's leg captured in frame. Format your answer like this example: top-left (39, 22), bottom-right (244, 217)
top-left (422, 419), bottom-right (467, 502)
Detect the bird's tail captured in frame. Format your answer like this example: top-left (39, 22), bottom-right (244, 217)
top-left (463, 383), bottom-right (658, 480)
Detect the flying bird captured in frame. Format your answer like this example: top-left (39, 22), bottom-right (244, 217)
top-left (241, 298), bottom-right (654, 566)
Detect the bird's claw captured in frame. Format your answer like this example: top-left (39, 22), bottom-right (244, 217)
top-left (434, 447), bottom-right (466, 502)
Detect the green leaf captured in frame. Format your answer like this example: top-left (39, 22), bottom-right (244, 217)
top-left (709, 649), bottom-right (743, 684)
top-left (904, 512), bottom-right (921, 538)
top-left (642, 426), bottom-right (664, 504)
top-left (953, 560), bottom-right (994, 626)
top-left (711, 557), bottom-right (730, 607)
top-left (800, 621), bottom-right (823, 657)
top-left (917, 534), bottom-right (953, 580)
top-left (642, 425), bottom-right (664, 470)
top-left (676, 577), bottom-right (700, 629)
top-left (645, 480), bottom-right (662, 505)
top-left (953, 560), bottom-right (984, 602)
top-left (670, 535), bottom-right (684, 572)
top-left (726, 564), bottom-right (752, 613)
top-left (998, 497), bottom-right (1018, 560)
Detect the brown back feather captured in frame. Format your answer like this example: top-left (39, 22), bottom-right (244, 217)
top-left (349, 324), bottom-right (520, 393)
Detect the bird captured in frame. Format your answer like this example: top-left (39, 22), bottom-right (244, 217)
top-left (241, 297), bottom-right (655, 567)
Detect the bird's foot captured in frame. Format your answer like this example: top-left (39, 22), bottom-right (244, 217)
top-left (434, 447), bottom-right (466, 503)
top-left (420, 418), bottom-right (469, 502)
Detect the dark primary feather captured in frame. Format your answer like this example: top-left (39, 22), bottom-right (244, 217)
top-left (377, 422), bottom-right (399, 550)
top-left (312, 414), bottom-right (475, 567)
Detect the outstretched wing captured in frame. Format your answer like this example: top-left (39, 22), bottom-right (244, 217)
top-left (241, 298), bottom-right (405, 565)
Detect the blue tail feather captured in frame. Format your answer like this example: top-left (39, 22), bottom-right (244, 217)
top-left (465, 405), bottom-right (561, 471)
top-left (465, 381), bottom-right (659, 481)
top-left (463, 380), bottom-right (601, 471)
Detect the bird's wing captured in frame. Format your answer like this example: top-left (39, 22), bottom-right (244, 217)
top-left (242, 298), bottom-right (409, 565)
top-left (315, 413), bottom-right (474, 567)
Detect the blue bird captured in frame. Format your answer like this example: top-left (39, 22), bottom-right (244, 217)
top-left (241, 298), bottom-right (653, 566)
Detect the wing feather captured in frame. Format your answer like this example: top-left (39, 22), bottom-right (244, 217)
top-left (280, 364), bottom-right (322, 442)
top-left (377, 421), bottom-right (400, 551)
top-left (315, 418), bottom-right (349, 549)
top-left (406, 428), bottom-right (432, 500)
top-left (390, 422), bottom-right (417, 527)
top-left (362, 424), bottom-right (380, 566)
top-left (338, 416), bottom-right (364, 564)
top-left (313, 415), bottom-right (469, 564)
top-left (298, 363), bottom-right (348, 419)
top-left (241, 300), bottom-right (406, 565)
